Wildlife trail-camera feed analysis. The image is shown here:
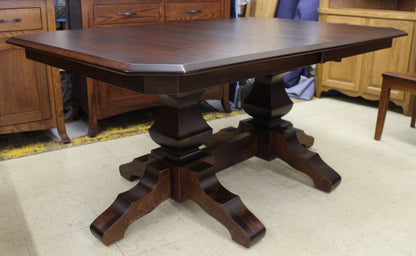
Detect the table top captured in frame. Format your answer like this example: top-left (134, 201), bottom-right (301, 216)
top-left (8, 18), bottom-right (406, 94)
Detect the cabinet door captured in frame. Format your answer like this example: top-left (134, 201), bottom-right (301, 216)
top-left (360, 19), bottom-right (414, 100)
top-left (0, 47), bottom-right (51, 126)
top-left (320, 15), bottom-right (367, 94)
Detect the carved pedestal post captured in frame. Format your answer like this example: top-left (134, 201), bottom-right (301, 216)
top-left (241, 75), bottom-right (341, 192)
top-left (92, 92), bottom-right (265, 247)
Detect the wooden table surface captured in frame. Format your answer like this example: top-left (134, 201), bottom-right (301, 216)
top-left (8, 18), bottom-right (405, 94)
top-left (7, 18), bottom-right (407, 248)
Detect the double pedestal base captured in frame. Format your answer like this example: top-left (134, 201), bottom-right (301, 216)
top-left (90, 75), bottom-right (341, 247)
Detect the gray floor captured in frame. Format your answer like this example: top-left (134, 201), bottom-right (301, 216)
top-left (1, 97), bottom-right (415, 255)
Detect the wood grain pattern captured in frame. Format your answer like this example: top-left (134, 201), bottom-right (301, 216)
top-left (0, 7), bottom-right (42, 32)
top-left (374, 72), bottom-right (416, 140)
top-left (328, 0), bottom-right (416, 12)
top-left (93, 3), bottom-right (161, 25)
top-left (188, 161), bottom-right (266, 247)
top-left (66, 0), bottom-right (231, 137)
top-left (165, 2), bottom-right (222, 21)
top-left (9, 18), bottom-right (404, 75)
top-left (9, 17), bottom-right (404, 247)
top-left (91, 160), bottom-right (171, 245)
top-left (245, 0), bottom-right (279, 18)
top-left (0, 0), bottom-right (69, 143)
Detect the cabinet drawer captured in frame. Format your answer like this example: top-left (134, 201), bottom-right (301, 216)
top-left (93, 3), bottom-right (161, 25)
top-left (0, 8), bottom-right (42, 32)
top-left (165, 2), bottom-right (222, 21)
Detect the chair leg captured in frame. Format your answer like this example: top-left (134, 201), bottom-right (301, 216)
top-left (411, 95), bottom-right (416, 128)
top-left (374, 85), bottom-right (391, 140)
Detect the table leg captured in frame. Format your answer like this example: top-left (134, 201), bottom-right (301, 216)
top-left (90, 160), bottom-right (171, 245)
top-left (242, 75), bottom-right (341, 192)
top-left (119, 154), bottom-right (156, 181)
top-left (92, 92), bottom-right (265, 247)
top-left (189, 161), bottom-right (265, 248)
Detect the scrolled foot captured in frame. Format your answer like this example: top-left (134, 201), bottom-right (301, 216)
top-left (294, 128), bottom-right (314, 148)
top-left (188, 161), bottom-right (266, 248)
top-left (119, 154), bottom-right (156, 181)
top-left (91, 161), bottom-right (171, 245)
top-left (274, 124), bottom-right (341, 192)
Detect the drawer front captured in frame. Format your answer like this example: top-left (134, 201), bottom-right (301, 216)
top-left (0, 8), bottom-right (42, 32)
top-left (93, 3), bottom-right (161, 26)
top-left (165, 2), bottom-right (222, 21)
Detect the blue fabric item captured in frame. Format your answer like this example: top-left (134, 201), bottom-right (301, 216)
top-left (229, 81), bottom-right (239, 108)
top-left (228, 0), bottom-right (239, 108)
top-left (230, 0), bottom-right (239, 18)
top-left (283, 67), bottom-right (308, 88)
top-left (294, 0), bottom-right (320, 21)
top-left (282, 0), bottom-right (320, 89)
top-left (285, 76), bottom-right (315, 100)
top-left (275, 0), bottom-right (300, 19)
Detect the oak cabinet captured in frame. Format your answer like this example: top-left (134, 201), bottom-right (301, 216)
top-left (316, 0), bottom-right (416, 114)
top-left (0, 0), bottom-right (69, 142)
top-left (68, 0), bottom-right (232, 136)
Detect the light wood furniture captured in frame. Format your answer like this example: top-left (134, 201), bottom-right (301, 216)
top-left (245, 0), bottom-right (279, 17)
top-left (316, 0), bottom-right (416, 115)
top-left (374, 72), bottom-right (416, 140)
top-left (67, 0), bottom-right (232, 137)
top-left (0, 0), bottom-right (69, 142)
top-left (9, 17), bottom-right (405, 247)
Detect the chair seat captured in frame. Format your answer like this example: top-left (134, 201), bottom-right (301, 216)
top-left (374, 72), bottom-right (416, 140)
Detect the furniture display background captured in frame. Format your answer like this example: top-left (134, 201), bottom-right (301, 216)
top-left (67, 0), bottom-right (232, 137)
top-left (316, 0), bottom-right (416, 115)
top-left (0, 0), bottom-right (69, 142)
top-left (8, 18), bottom-right (405, 247)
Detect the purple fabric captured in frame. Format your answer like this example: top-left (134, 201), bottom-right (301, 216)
top-left (230, 0), bottom-right (238, 18)
top-left (275, 0), bottom-right (300, 19)
top-left (294, 0), bottom-right (320, 21)
top-left (285, 76), bottom-right (315, 100)
top-left (283, 67), bottom-right (308, 88)
top-left (282, 0), bottom-right (320, 88)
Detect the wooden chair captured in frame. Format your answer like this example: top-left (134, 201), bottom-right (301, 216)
top-left (374, 72), bottom-right (416, 140)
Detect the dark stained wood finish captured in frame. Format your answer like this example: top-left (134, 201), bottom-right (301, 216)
top-left (8, 18), bottom-right (406, 247)
top-left (241, 75), bottom-right (341, 192)
top-left (67, 0), bottom-right (231, 137)
top-left (8, 18), bottom-right (405, 93)
top-left (374, 72), bottom-right (416, 140)
top-left (188, 160), bottom-right (266, 247)
top-left (91, 160), bottom-right (171, 245)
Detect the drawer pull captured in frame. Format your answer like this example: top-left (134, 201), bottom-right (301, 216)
top-left (185, 10), bottom-right (203, 14)
top-left (117, 12), bottom-right (138, 16)
top-left (0, 18), bottom-right (22, 23)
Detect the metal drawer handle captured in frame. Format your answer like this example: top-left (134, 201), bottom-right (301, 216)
top-left (117, 12), bottom-right (138, 16)
top-left (185, 10), bottom-right (202, 14)
top-left (0, 18), bottom-right (22, 23)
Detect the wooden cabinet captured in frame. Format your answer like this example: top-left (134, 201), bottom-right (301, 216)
top-left (0, 0), bottom-right (69, 142)
top-left (316, 0), bottom-right (416, 114)
top-left (68, 0), bottom-right (232, 136)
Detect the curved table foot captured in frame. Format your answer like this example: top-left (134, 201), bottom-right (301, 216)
top-left (274, 123), bottom-right (341, 192)
top-left (189, 161), bottom-right (266, 248)
top-left (294, 128), bottom-right (314, 148)
top-left (90, 161), bottom-right (170, 245)
top-left (119, 154), bottom-right (156, 181)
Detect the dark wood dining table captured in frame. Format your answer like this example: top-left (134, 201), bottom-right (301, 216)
top-left (8, 18), bottom-right (406, 248)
